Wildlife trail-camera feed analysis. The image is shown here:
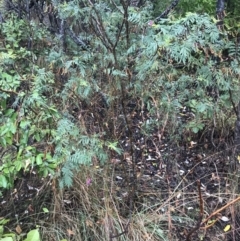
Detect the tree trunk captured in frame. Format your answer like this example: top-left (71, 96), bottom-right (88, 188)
top-left (216, 0), bottom-right (225, 13)
top-left (216, 0), bottom-right (225, 29)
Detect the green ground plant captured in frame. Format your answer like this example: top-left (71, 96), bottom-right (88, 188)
top-left (0, 0), bottom-right (239, 190)
top-left (0, 0), bottom-right (240, 240)
top-left (0, 217), bottom-right (40, 241)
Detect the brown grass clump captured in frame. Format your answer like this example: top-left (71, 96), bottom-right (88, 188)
top-left (39, 165), bottom-right (176, 241)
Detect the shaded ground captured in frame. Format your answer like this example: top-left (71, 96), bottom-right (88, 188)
top-left (1, 103), bottom-right (240, 241)
top-left (1, 142), bottom-right (240, 240)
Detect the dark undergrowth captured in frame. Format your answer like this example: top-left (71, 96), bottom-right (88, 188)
top-left (1, 128), bottom-right (240, 241)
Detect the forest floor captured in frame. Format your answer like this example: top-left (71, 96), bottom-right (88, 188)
top-left (1, 106), bottom-right (240, 241)
top-left (0, 138), bottom-right (239, 241)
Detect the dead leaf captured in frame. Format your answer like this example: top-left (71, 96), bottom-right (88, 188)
top-left (196, 154), bottom-right (203, 161)
top-left (96, 219), bottom-right (104, 225)
top-left (67, 229), bottom-right (75, 236)
top-left (16, 224), bottom-right (22, 234)
top-left (189, 141), bottom-right (197, 148)
top-left (111, 158), bottom-right (121, 164)
top-left (137, 171), bottom-right (142, 178)
top-left (86, 219), bottom-right (93, 227)
top-left (28, 204), bottom-right (34, 212)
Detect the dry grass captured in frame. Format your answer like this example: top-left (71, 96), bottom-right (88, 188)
top-left (32, 160), bottom-right (240, 241)
top-left (38, 165), bottom-right (170, 240)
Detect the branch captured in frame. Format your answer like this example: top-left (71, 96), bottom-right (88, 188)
top-left (66, 29), bottom-right (88, 49)
top-left (113, 17), bottom-right (125, 50)
top-left (216, 0), bottom-right (225, 29)
top-left (88, 0), bottom-right (114, 50)
top-left (216, 0), bottom-right (225, 15)
top-left (155, 0), bottom-right (181, 21)
top-left (5, 0), bottom-right (22, 14)
top-left (0, 88), bottom-right (18, 95)
top-left (89, 17), bottom-right (112, 50)
top-left (229, 89), bottom-right (238, 118)
top-left (110, 0), bottom-right (124, 14)
top-left (186, 180), bottom-right (204, 241)
top-left (201, 196), bottom-right (240, 226)
top-left (0, 11), bottom-right (5, 23)
top-left (109, 220), bottom-right (130, 240)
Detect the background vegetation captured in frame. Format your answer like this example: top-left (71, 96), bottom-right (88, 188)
top-left (0, 0), bottom-right (240, 240)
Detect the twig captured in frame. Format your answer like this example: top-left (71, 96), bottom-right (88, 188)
top-left (110, 221), bottom-right (130, 240)
top-left (201, 196), bottom-right (240, 226)
top-left (0, 88), bottom-right (18, 95)
top-left (229, 89), bottom-right (238, 118)
top-left (66, 29), bottom-right (88, 49)
top-left (186, 180), bottom-right (203, 241)
top-left (155, 0), bottom-right (181, 21)
top-left (230, 204), bottom-right (236, 241)
top-left (110, 0), bottom-right (124, 14)
top-left (166, 177), bottom-right (172, 240)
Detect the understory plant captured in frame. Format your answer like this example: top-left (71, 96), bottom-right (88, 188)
top-left (1, 1), bottom-right (240, 241)
top-left (0, 0), bottom-right (239, 193)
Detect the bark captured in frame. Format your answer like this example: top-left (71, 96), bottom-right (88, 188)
top-left (216, 0), bottom-right (225, 13)
top-left (216, 0), bottom-right (225, 30)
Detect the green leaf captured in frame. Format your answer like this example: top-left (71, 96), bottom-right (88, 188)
top-left (15, 161), bottom-right (22, 172)
top-left (23, 229), bottom-right (41, 241)
top-left (4, 109), bottom-right (15, 116)
top-left (0, 237), bottom-right (14, 241)
top-left (196, 102), bottom-right (207, 113)
top-left (192, 127), bottom-right (199, 133)
top-left (106, 141), bottom-right (122, 155)
top-left (0, 225), bottom-right (3, 237)
top-left (43, 169), bottom-right (48, 178)
top-left (0, 219), bottom-right (10, 226)
top-left (20, 120), bottom-right (31, 129)
top-left (42, 207), bottom-right (49, 213)
top-left (34, 133), bottom-right (41, 142)
top-left (36, 154), bottom-right (44, 165)
top-left (0, 137), bottom-right (7, 147)
top-left (0, 175), bottom-right (8, 188)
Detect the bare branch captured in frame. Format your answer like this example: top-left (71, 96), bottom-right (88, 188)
top-left (66, 29), bottom-right (88, 49)
top-left (155, 0), bottom-right (181, 21)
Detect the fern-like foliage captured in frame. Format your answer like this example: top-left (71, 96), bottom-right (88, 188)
top-left (135, 13), bottom-right (240, 134)
top-left (54, 118), bottom-right (108, 187)
top-left (1, 0), bottom-right (240, 190)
